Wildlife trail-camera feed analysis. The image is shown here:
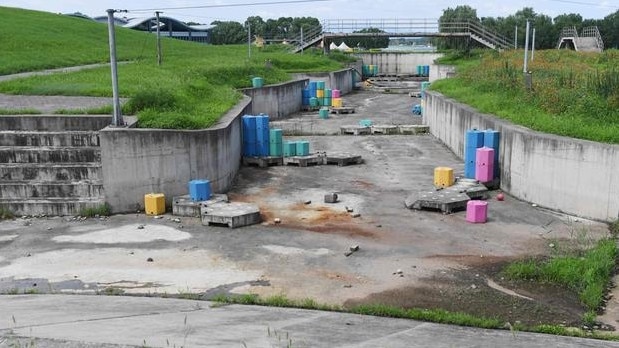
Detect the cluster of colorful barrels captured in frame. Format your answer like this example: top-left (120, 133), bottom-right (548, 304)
top-left (242, 114), bottom-right (312, 158)
top-left (464, 129), bottom-right (500, 182)
top-left (302, 81), bottom-right (343, 108)
top-left (242, 114), bottom-right (274, 157)
top-left (283, 140), bottom-right (310, 157)
top-left (362, 64), bottom-right (379, 78)
top-left (416, 65), bottom-right (430, 77)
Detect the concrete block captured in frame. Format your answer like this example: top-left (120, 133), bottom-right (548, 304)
top-left (324, 193), bottom-right (338, 203)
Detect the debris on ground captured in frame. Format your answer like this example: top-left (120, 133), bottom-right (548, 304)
top-left (324, 193), bottom-right (338, 203)
top-left (137, 224), bottom-right (145, 229)
top-left (344, 245), bottom-right (360, 257)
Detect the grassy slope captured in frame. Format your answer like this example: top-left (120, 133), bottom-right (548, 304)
top-left (0, 6), bottom-right (347, 128)
top-left (433, 50), bottom-right (619, 144)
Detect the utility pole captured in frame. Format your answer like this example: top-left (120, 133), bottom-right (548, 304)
top-left (247, 22), bottom-right (252, 59)
top-left (531, 28), bottom-right (536, 61)
top-left (514, 25), bottom-right (518, 49)
top-left (107, 9), bottom-right (124, 127)
top-left (156, 11), bottom-right (162, 66)
top-left (523, 20), bottom-right (530, 73)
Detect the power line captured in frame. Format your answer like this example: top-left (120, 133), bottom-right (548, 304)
top-left (547, 0), bottom-right (619, 9)
top-left (128, 0), bottom-right (333, 12)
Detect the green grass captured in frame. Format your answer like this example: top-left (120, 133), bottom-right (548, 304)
top-left (79, 203), bottom-right (111, 217)
top-left (0, 7), bottom-right (349, 128)
top-left (432, 49), bottom-right (619, 144)
top-left (210, 293), bottom-right (619, 340)
top-left (0, 207), bottom-right (15, 219)
top-left (503, 239), bottom-right (617, 311)
top-left (0, 108), bottom-right (41, 115)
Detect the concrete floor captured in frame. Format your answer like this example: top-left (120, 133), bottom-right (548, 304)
top-left (0, 89), bottom-right (614, 330)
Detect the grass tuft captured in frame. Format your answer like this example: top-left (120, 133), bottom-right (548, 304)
top-left (78, 203), bottom-right (111, 217)
top-left (0, 207), bottom-right (15, 220)
top-left (503, 239), bottom-right (617, 311)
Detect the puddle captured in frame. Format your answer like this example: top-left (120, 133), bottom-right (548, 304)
top-left (263, 245), bottom-right (330, 256)
top-left (53, 224), bottom-right (191, 244)
top-left (0, 248), bottom-right (260, 294)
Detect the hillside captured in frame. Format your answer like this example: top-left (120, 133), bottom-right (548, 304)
top-left (0, 7), bottom-right (348, 128)
top-left (433, 50), bottom-right (619, 144)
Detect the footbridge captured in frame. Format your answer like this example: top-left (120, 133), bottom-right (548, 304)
top-left (291, 19), bottom-right (514, 53)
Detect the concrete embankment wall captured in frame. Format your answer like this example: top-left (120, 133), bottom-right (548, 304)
top-left (355, 53), bottom-right (443, 75)
top-left (424, 92), bottom-right (619, 221)
top-left (245, 68), bottom-right (356, 119)
top-left (99, 96), bottom-right (251, 213)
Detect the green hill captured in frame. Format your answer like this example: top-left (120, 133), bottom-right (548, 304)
top-left (0, 6), bottom-right (348, 128)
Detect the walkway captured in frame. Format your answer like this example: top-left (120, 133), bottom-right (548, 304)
top-left (1, 295), bottom-right (616, 348)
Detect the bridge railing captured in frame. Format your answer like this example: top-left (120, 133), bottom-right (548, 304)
top-left (322, 18), bottom-right (440, 34)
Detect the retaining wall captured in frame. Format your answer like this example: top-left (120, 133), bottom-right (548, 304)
top-left (242, 79), bottom-right (307, 119)
top-left (292, 68), bottom-right (357, 95)
top-left (424, 91), bottom-right (619, 221)
top-left (355, 53), bottom-right (443, 75)
top-left (99, 96), bottom-right (251, 213)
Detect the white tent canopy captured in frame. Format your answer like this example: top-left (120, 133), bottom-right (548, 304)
top-left (329, 42), bottom-right (338, 50)
top-left (337, 42), bottom-right (351, 51)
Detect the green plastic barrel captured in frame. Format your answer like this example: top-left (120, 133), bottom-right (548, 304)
top-left (252, 77), bottom-right (264, 88)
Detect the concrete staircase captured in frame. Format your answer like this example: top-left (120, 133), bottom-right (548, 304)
top-left (0, 115), bottom-right (111, 216)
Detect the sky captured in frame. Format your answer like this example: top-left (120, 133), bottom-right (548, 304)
top-left (2, 0), bottom-right (618, 24)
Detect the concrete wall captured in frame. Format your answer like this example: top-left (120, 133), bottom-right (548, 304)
top-left (244, 68), bottom-right (356, 119)
top-left (242, 79), bottom-right (307, 119)
top-left (292, 68), bottom-right (356, 95)
top-left (0, 115), bottom-right (111, 131)
top-left (99, 96), bottom-right (251, 213)
top-left (423, 92), bottom-right (619, 221)
top-left (355, 53), bottom-right (443, 75)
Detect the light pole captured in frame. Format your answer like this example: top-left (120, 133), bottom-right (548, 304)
top-left (106, 9), bottom-right (124, 127)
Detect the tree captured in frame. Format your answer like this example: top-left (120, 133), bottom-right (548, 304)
top-left (343, 27), bottom-right (389, 49)
top-left (209, 21), bottom-right (246, 45)
top-left (438, 5), bottom-right (480, 50)
top-left (600, 10), bottom-right (619, 49)
top-left (245, 16), bottom-right (266, 38)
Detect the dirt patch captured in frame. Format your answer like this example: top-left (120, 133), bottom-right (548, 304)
top-left (344, 256), bottom-right (587, 327)
top-left (229, 192), bottom-right (381, 239)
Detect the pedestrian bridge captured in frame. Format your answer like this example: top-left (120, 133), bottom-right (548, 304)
top-left (290, 19), bottom-right (514, 53)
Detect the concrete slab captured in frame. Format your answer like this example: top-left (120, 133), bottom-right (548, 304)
top-left (399, 124), bottom-right (429, 134)
top-left (172, 194), bottom-right (229, 218)
top-left (324, 153), bottom-right (364, 166)
top-left (242, 156), bottom-right (284, 168)
top-left (340, 125), bottom-right (371, 135)
top-left (371, 125), bottom-right (399, 135)
top-left (1, 295), bottom-right (617, 348)
top-left (200, 202), bottom-right (261, 228)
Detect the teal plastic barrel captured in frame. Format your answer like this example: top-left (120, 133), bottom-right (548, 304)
top-left (319, 107), bottom-right (329, 119)
top-left (252, 77), bottom-right (264, 88)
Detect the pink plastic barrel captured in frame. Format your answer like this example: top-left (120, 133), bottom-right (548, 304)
top-left (466, 200), bottom-right (488, 223)
top-left (475, 147), bottom-right (494, 183)
top-left (331, 89), bottom-right (341, 98)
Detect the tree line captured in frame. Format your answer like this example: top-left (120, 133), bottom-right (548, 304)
top-left (439, 5), bottom-right (619, 50)
top-left (206, 8), bottom-right (619, 49)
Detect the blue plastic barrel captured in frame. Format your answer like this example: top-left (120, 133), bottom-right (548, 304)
top-left (484, 130), bottom-right (500, 179)
top-left (242, 115), bottom-right (257, 156)
top-left (189, 179), bottom-right (211, 201)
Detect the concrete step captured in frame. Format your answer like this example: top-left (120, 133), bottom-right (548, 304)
top-left (0, 146), bottom-right (100, 163)
top-left (0, 163), bottom-right (102, 181)
top-left (0, 131), bottom-right (100, 147)
top-left (0, 181), bottom-right (104, 199)
top-left (0, 115), bottom-right (111, 131)
top-left (0, 197), bottom-right (107, 216)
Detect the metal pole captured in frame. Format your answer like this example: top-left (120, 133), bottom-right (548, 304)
top-left (247, 23), bottom-right (251, 59)
top-left (156, 11), bottom-right (162, 66)
top-left (300, 27), bottom-right (304, 54)
top-left (514, 25), bottom-right (518, 49)
top-left (107, 9), bottom-right (123, 127)
top-left (523, 20), bottom-right (530, 73)
top-left (531, 28), bottom-right (536, 61)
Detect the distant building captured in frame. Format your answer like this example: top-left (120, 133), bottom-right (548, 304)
top-left (67, 12), bottom-right (211, 44)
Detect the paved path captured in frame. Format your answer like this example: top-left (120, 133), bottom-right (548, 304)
top-left (0, 63), bottom-right (126, 113)
top-left (1, 295), bottom-right (617, 348)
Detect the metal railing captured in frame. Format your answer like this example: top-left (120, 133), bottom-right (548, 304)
top-left (581, 26), bottom-right (604, 51)
top-left (288, 19), bottom-right (515, 52)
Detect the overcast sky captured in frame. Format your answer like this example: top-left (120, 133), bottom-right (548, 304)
top-left (3, 0), bottom-right (618, 24)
